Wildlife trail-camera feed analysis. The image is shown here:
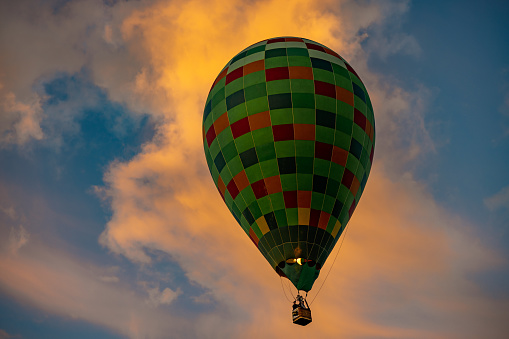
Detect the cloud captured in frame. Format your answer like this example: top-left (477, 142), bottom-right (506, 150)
top-left (0, 0), bottom-right (152, 148)
top-left (0, 329), bottom-right (10, 339)
top-left (0, 235), bottom-right (242, 339)
top-left (498, 70), bottom-right (509, 138)
top-left (0, 329), bottom-right (20, 339)
top-left (0, 87), bottom-right (44, 146)
top-left (94, 0), bottom-right (508, 338)
top-left (99, 275), bottom-right (120, 283)
top-left (145, 286), bottom-right (182, 306)
top-left (360, 0), bottom-right (422, 60)
top-left (100, 153), bottom-right (509, 338)
top-left (97, 0), bottom-right (434, 266)
top-left (485, 185), bottom-right (509, 211)
top-left (0, 329), bottom-right (22, 339)
top-left (366, 32), bottom-right (421, 59)
top-left (8, 225), bottom-right (29, 254)
top-left (503, 91), bottom-right (509, 117)
top-left (0, 205), bottom-right (16, 220)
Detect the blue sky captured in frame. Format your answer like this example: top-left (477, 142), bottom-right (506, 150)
top-left (0, 1), bottom-right (508, 338)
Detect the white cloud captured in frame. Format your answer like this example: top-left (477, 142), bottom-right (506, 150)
top-left (99, 275), bottom-right (120, 283)
top-left (356, 0), bottom-right (421, 60)
top-left (8, 225), bottom-right (29, 254)
top-left (367, 32), bottom-right (421, 59)
top-left (0, 238), bottom-right (239, 339)
top-left (146, 286), bottom-right (181, 306)
top-left (0, 329), bottom-right (11, 339)
top-left (503, 91), bottom-right (509, 117)
top-left (0, 88), bottom-right (44, 146)
top-left (94, 0), bottom-right (508, 338)
top-left (0, 205), bottom-right (16, 220)
top-left (0, 0), bottom-right (152, 148)
top-left (0, 329), bottom-right (21, 339)
top-left (485, 185), bottom-right (509, 211)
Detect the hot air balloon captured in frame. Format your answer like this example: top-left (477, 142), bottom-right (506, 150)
top-left (202, 37), bottom-right (375, 325)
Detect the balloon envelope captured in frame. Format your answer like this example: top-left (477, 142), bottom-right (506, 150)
top-left (202, 37), bottom-right (375, 291)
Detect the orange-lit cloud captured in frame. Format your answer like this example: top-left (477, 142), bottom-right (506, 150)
top-left (0, 87), bottom-right (44, 146)
top-left (0, 236), bottom-right (243, 339)
top-left (0, 0), bottom-right (148, 146)
top-left (95, 0), bottom-right (508, 338)
top-left (0, 329), bottom-right (12, 339)
top-left (485, 185), bottom-right (509, 211)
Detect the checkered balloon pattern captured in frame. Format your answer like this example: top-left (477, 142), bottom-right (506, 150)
top-left (203, 37), bottom-right (375, 272)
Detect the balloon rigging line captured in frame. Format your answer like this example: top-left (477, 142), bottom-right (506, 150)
top-left (287, 278), bottom-right (296, 301)
top-left (280, 276), bottom-right (293, 303)
top-left (309, 222), bottom-right (351, 306)
top-left (287, 279), bottom-right (297, 300)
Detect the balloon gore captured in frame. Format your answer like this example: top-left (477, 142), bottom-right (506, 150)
top-left (202, 37), bottom-right (375, 292)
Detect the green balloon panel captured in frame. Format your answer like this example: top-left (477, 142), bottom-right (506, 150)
top-left (203, 37), bottom-right (375, 271)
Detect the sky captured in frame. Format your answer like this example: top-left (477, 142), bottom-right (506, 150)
top-left (0, 0), bottom-right (508, 338)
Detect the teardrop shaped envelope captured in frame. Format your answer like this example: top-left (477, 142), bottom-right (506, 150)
top-left (202, 37), bottom-right (375, 292)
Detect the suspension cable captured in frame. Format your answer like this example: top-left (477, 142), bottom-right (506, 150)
top-left (280, 276), bottom-right (293, 303)
top-left (309, 222), bottom-right (351, 305)
top-left (287, 279), bottom-right (296, 299)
